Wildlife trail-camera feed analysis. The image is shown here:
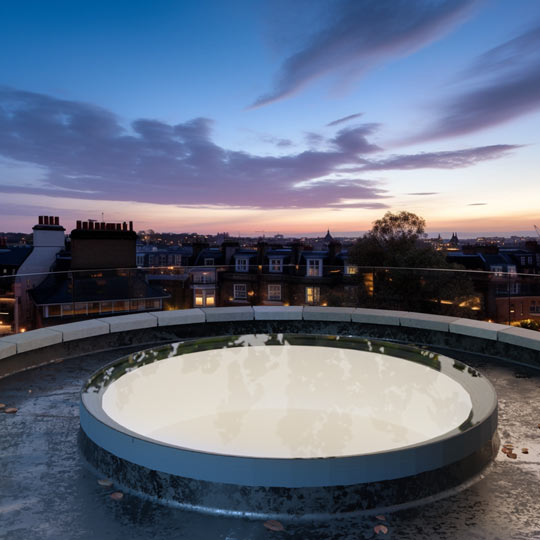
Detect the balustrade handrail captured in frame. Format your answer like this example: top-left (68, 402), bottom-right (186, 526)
top-left (1, 264), bottom-right (538, 280)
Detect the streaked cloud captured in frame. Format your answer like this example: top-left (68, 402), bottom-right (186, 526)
top-left (251, 0), bottom-right (476, 108)
top-left (340, 144), bottom-right (521, 172)
top-left (467, 202), bottom-right (487, 206)
top-left (326, 113), bottom-right (363, 127)
top-left (407, 192), bottom-right (439, 196)
top-left (415, 25), bottom-right (540, 140)
top-left (259, 134), bottom-right (294, 148)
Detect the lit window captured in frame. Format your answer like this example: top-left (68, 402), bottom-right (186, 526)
top-left (233, 284), bottom-right (247, 300)
top-left (307, 259), bottom-right (322, 277)
top-left (268, 284), bottom-right (281, 301)
top-left (269, 259), bottom-right (283, 273)
top-left (46, 305), bottom-right (61, 318)
top-left (74, 302), bottom-right (88, 315)
top-left (345, 265), bottom-right (358, 275)
top-left (305, 286), bottom-right (320, 305)
top-left (235, 258), bottom-right (249, 272)
top-left (194, 288), bottom-right (215, 307)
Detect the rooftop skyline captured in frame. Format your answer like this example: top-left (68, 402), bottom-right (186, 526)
top-left (0, 0), bottom-right (539, 236)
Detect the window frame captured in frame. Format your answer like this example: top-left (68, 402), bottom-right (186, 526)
top-left (306, 259), bottom-right (323, 277)
top-left (233, 283), bottom-right (247, 300)
top-left (269, 258), bottom-right (283, 273)
top-left (235, 257), bottom-right (249, 272)
top-left (305, 286), bottom-right (320, 305)
top-left (268, 283), bottom-right (281, 301)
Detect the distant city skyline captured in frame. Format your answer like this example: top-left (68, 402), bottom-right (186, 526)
top-left (1, 1), bottom-right (539, 235)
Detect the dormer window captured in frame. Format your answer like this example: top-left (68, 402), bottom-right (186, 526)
top-left (269, 258), bottom-right (283, 273)
top-left (307, 259), bottom-right (322, 277)
top-left (235, 258), bottom-right (249, 272)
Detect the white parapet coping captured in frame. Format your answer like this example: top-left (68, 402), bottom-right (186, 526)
top-left (0, 340), bottom-right (17, 360)
top-left (153, 309), bottom-right (206, 326)
top-left (253, 306), bottom-right (303, 320)
top-left (399, 313), bottom-right (459, 333)
top-left (2, 327), bottom-right (63, 353)
top-left (203, 306), bottom-right (254, 323)
top-left (96, 313), bottom-right (158, 333)
top-left (498, 326), bottom-right (540, 352)
top-left (352, 308), bottom-right (408, 326)
top-left (2, 309), bottom-right (539, 365)
top-left (303, 306), bottom-right (355, 322)
top-left (47, 319), bottom-right (111, 342)
top-left (449, 319), bottom-right (508, 341)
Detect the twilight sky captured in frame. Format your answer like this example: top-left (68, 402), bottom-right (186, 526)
top-left (0, 0), bottom-right (539, 237)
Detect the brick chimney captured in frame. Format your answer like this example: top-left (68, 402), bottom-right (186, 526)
top-left (221, 241), bottom-right (240, 266)
top-left (257, 241), bottom-right (268, 265)
top-left (328, 240), bottom-right (342, 265)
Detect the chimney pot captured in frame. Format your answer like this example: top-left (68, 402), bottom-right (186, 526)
top-left (44, 216), bottom-right (49, 225)
top-left (123, 222), bottom-right (127, 231)
top-left (82, 221), bottom-right (88, 230)
top-left (49, 216), bottom-right (54, 225)
top-left (129, 221), bottom-right (133, 231)
top-left (38, 216), bottom-right (43, 225)
top-left (55, 216), bottom-right (59, 225)
top-left (89, 221), bottom-right (94, 230)
top-left (76, 220), bottom-right (82, 229)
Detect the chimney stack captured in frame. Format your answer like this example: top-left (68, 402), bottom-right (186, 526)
top-left (328, 240), bottom-right (342, 264)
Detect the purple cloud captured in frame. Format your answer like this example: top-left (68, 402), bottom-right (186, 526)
top-left (259, 134), bottom-right (294, 148)
top-left (331, 124), bottom-right (381, 154)
top-left (415, 25), bottom-right (540, 140)
top-left (0, 88), bottom-right (386, 209)
top-left (340, 144), bottom-right (521, 171)
top-left (0, 89), bottom-right (521, 210)
top-left (251, 0), bottom-right (476, 107)
top-left (326, 113), bottom-right (363, 127)
top-left (304, 132), bottom-right (325, 148)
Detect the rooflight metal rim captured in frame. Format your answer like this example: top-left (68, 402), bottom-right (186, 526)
top-left (80, 334), bottom-right (498, 488)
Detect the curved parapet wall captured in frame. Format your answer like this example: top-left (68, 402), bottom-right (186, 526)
top-left (1, 307), bottom-right (539, 380)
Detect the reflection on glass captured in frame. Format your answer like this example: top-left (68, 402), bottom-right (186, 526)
top-left (99, 337), bottom-right (473, 459)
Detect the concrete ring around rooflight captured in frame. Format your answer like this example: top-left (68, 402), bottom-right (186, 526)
top-left (79, 334), bottom-right (498, 519)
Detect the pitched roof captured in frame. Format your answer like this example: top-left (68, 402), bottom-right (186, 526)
top-left (0, 246), bottom-right (33, 267)
top-left (30, 273), bottom-right (169, 305)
